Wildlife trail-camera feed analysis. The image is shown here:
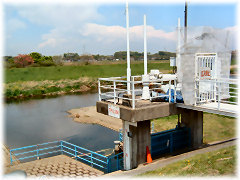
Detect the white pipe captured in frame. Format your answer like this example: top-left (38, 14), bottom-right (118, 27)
top-left (126, 0), bottom-right (131, 94)
top-left (141, 14), bottom-right (150, 100)
top-left (177, 18), bottom-right (181, 74)
top-left (144, 14), bottom-right (147, 75)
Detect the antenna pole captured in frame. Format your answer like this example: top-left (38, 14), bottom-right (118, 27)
top-left (141, 14), bottom-right (150, 100)
top-left (184, 1), bottom-right (188, 44)
top-left (144, 14), bottom-right (147, 75)
top-left (177, 18), bottom-right (181, 73)
top-left (126, 0), bottom-right (131, 94)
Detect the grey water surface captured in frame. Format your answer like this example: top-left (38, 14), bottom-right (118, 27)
top-left (4, 94), bottom-right (118, 151)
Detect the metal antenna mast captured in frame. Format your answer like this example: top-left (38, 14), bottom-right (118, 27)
top-left (126, 0), bottom-right (131, 94)
top-left (184, 1), bottom-right (188, 44)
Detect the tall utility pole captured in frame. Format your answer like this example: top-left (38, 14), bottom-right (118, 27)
top-left (184, 1), bottom-right (188, 44)
top-left (126, 0), bottom-right (131, 94)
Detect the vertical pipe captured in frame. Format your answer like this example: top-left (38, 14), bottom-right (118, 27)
top-left (91, 153), bottom-right (93, 167)
top-left (36, 145), bottom-right (39, 160)
top-left (98, 80), bottom-right (101, 101)
top-left (126, 0), bottom-right (131, 94)
top-left (218, 81), bottom-right (220, 110)
top-left (61, 141), bottom-right (63, 155)
top-left (74, 146), bottom-right (77, 160)
top-left (169, 80), bottom-right (171, 103)
top-left (184, 1), bottom-right (188, 44)
top-left (144, 14), bottom-right (147, 75)
top-left (10, 150), bottom-right (13, 165)
top-left (176, 18), bottom-right (181, 75)
top-left (114, 81), bottom-right (116, 104)
top-left (174, 80), bottom-right (177, 103)
top-left (132, 80), bottom-right (135, 109)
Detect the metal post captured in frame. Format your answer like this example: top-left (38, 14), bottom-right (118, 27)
top-left (74, 146), bottom-right (77, 160)
top-left (132, 80), bottom-right (135, 109)
top-left (184, 1), bottom-right (188, 44)
top-left (218, 81), bottom-right (220, 110)
top-left (174, 80), bottom-right (177, 103)
top-left (61, 141), bottom-right (63, 155)
top-left (114, 81), bottom-right (116, 104)
top-left (36, 145), bottom-right (39, 160)
top-left (214, 79), bottom-right (217, 102)
top-left (10, 150), bottom-right (13, 165)
top-left (144, 14), bottom-right (147, 76)
top-left (169, 80), bottom-right (171, 103)
top-left (90, 153), bottom-right (93, 167)
top-left (194, 79), bottom-right (197, 105)
top-left (141, 14), bottom-right (150, 100)
top-left (176, 18), bottom-right (181, 76)
top-left (126, 0), bottom-right (131, 94)
top-left (98, 80), bottom-right (101, 101)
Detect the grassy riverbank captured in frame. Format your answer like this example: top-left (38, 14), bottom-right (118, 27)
top-left (138, 145), bottom-right (236, 176)
top-left (5, 61), bottom-right (170, 83)
top-left (4, 61), bottom-right (170, 101)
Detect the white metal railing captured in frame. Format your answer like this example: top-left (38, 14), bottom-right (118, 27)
top-left (98, 76), bottom-right (177, 109)
top-left (195, 78), bottom-right (238, 110)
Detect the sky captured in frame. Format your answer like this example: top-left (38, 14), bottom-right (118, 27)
top-left (2, 0), bottom-right (238, 56)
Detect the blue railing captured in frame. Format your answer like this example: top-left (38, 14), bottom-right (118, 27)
top-left (10, 140), bottom-right (123, 173)
top-left (119, 129), bottom-right (123, 142)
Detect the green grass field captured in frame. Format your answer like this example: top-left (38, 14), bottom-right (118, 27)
top-left (5, 61), bottom-right (171, 83)
top-left (138, 145), bottom-right (236, 176)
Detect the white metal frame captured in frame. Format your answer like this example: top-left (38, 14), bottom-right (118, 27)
top-left (195, 78), bottom-right (238, 110)
top-left (98, 76), bottom-right (177, 109)
top-left (194, 53), bottom-right (218, 104)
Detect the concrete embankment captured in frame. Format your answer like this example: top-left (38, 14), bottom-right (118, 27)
top-left (68, 106), bottom-right (122, 132)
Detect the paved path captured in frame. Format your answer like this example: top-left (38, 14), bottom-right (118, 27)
top-left (104, 139), bottom-right (237, 177)
top-left (4, 155), bottom-right (104, 178)
top-left (68, 106), bottom-right (122, 131)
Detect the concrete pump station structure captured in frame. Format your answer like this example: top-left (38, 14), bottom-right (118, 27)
top-left (96, 1), bottom-right (237, 171)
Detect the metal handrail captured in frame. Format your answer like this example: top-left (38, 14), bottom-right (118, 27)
top-left (9, 140), bottom-right (123, 173)
top-left (98, 76), bottom-right (177, 109)
top-left (195, 78), bottom-right (238, 110)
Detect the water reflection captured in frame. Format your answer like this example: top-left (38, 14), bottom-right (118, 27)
top-left (4, 94), bottom-right (118, 151)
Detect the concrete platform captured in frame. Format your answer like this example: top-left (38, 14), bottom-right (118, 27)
top-left (96, 101), bottom-right (178, 122)
top-left (4, 155), bottom-right (104, 178)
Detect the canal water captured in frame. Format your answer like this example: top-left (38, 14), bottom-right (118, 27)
top-left (4, 94), bottom-right (119, 151)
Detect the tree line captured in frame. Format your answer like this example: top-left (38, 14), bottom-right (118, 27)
top-left (3, 50), bottom-right (177, 68)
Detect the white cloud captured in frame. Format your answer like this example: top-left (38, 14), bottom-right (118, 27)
top-left (37, 23), bottom-right (177, 55)
top-left (18, 5), bottom-right (102, 28)
top-left (5, 18), bottom-right (26, 33)
top-left (5, 4), bottom-right (237, 56)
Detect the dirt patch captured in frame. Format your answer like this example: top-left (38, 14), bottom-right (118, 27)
top-left (68, 106), bottom-right (122, 132)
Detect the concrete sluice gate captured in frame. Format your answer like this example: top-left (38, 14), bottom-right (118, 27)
top-left (97, 26), bottom-right (237, 170)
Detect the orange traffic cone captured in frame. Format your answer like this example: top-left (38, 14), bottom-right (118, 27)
top-left (146, 146), bottom-right (152, 163)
